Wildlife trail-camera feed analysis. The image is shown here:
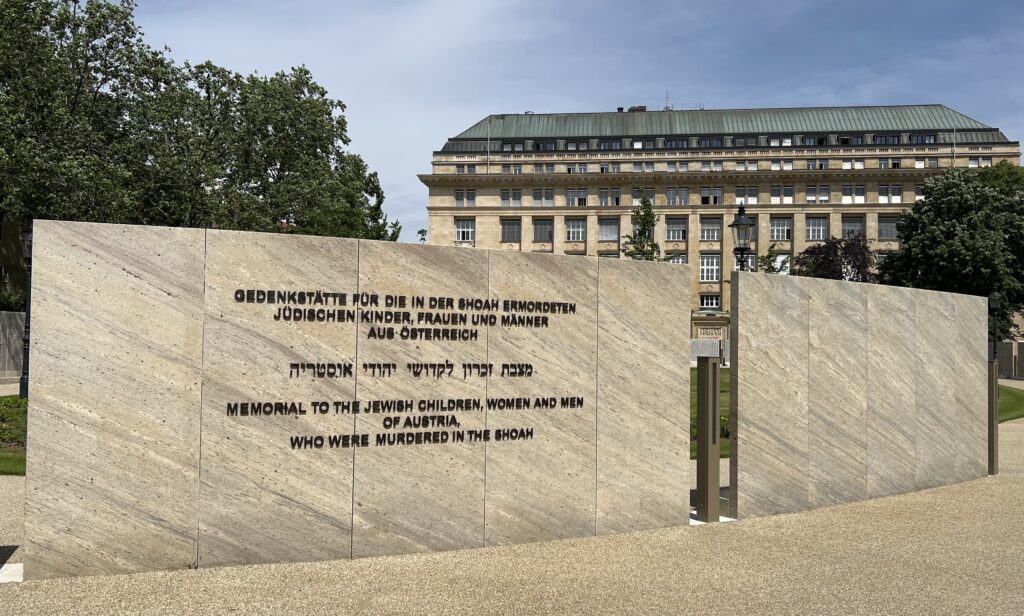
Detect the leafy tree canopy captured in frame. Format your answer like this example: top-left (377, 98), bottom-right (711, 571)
top-left (792, 234), bottom-right (876, 282)
top-left (756, 243), bottom-right (788, 274)
top-left (621, 194), bottom-right (661, 260)
top-left (879, 162), bottom-right (1024, 339)
top-left (0, 0), bottom-right (399, 239)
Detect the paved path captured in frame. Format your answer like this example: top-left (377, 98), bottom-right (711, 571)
top-left (1, 429), bottom-right (1022, 614)
top-left (1000, 378), bottom-right (1024, 391)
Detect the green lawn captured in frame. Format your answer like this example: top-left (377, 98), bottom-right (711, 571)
top-left (690, 366), bottom-right (731, 460)
top-left (0, 447), bottom-right (24, 475)
top-left (998, 385), bottom-right (1024, 423)
top-left (0, 394), bottom-right (27, 476)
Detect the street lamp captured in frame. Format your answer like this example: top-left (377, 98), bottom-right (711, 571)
top-left (989, 291), bottom-right (1002, 361)
top-left (729, 206), bottom-right (755, 272)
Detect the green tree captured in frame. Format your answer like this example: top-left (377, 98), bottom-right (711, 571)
top-left (621, 194), bottom-right (661, 260)
top-left (879, 164), bottom-right (1024, 340)
top-left (792, 234), bottom-right (876, 282)
top-left (756, 243), bottom-right (788, 274)
top-left (0, 0), bottom-right (399, 244)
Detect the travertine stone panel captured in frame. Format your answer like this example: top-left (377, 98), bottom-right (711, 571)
top-left (484, 251), bottom-right (598, 545)
top-left (867, 285), bottom-right (917, 497)
top-left (596, 260), bottom-right (690, 534)
top-left (198, 231), bottom-right (358, 567)
top-left (25, 221), bottom-right (205, 579)
top-left (734, 273), bottom-right (810, 517)
top-left (352, 242), bottom-right (487, 557)
top-left (735, 274), bottom-right (987, 519)
top-left (953, 294), bottom-right (988, 482)
top-left (914, 290), bottom-right (958, 490)
top-left (808, 279), bottom-right (868, 507)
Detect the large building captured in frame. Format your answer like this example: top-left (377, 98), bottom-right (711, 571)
top-left (420, 104), bottom-right (1020, 340)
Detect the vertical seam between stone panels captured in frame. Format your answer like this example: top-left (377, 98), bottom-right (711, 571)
top-left (593, 258), bottom-right (600, 536)
top-left (195, 228), bottom-right (208, 568)
top-left (351, 240), bottom-right (360, 559)
top-left (804, 279), bottom-right (811, 511)
top-left (917, 292), bottom-right (925, 489)
top-left (862, 289), bottom-right (869, 500)
top-left (482, 249), bottom-right (490, 547)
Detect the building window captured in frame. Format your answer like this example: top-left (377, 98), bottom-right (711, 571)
top-left (666, 187), bottom-right (688, 206)
top-left (456, 164), bottom-right (476, 174)
top-left (927, 157), bottom-right (938, 168)
top-left (770, 217), bottom-right (792, 241)
top-left (803, 135), bottom-right (827, 146)
top-left (701, 160), bottom-right (723, 172)
top-left (769, 186), bottom-right (793, 205)
top-left (771, 160), bottom-right (781, 171)
top-left (501, 189), bottom-right (510, 207)
top-left (842, 215), bottom-right (865, 239)
top-left (773, 253), bottom-right (791, 274)
top-left (806, 185), bottom-right (830, 203)
top-left (699, 254), bottom-right (721, 282)
top-left (599, 163), bottom-right (610, 173)
top-left (598, 140), bottom-right (622, 150)
top-left (873, 135), bottom-right (899, 145)
top-left (878, 216), bottom-right (899, 240)
top-left (455, 218), bottom-right (475, 242)
top-left (910, 134), bottom-right (936, 144)
top-left (598, 218), bottom-right (620, 242)
top-left (665, 138), bottom-right (688, 149)
top-left (699, 217), bottom-right (722, 241)
top-left (734, 254), bottom-right (757, 272)
top-left (700, 187), bottom-right (723, 205)
top-left (806, 216), bottom-right (828, 241)
top-left (806, 159), bottom-right (828, 170)
top-left (536, 141), bottom-right (556, 151)
top-left (669, 161), bottom-right (688, 172)
top-left (566, 189), bottom-right (588, 207)
top-left (566, 141), bottom-right (588, 151)
top-left (631, 187), bottom-right (655, 206)
top-left (915, 185), bottom-right (925, 202)
top-left (645, 162), bottom-right (655, 172)
top-left (455, 189), bottom-right (476, 207)
top-left (533, 218), bottom-right (553, 242)
top-left (878, 185), bottom-right (902, 204)
top-left (666, 217), bottom-right (687, 241)
top-left (668, 254), bottom-right (687, 264)
top-left (500, 219), bottom-right (522, 243)
top-left (698, 137), bottom-right (723, 148)
top-left (633, 163), bottom-right (643, 173)
top-left (842, 185), bottom-right (865, 204)
top-left (736, 186), bottom-right (758, 205)
top-left (566, 218), bottom-right (586, 242)
top-left (700, 294), bottom-right (721, 309)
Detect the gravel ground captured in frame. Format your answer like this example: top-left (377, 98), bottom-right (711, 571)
top-left (0, 429), bottom-right (1021, 615)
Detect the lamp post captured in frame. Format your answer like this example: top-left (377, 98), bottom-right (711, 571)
top-left (988, 291), bottom-right (1001, 475)
top-left (989, 291), bottom-right (1002, 361)
top-left (729, 206), bottom-right (755, 272)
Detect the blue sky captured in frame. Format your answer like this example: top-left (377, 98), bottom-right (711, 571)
top-left (134, 0), bottom-right (1024, 241)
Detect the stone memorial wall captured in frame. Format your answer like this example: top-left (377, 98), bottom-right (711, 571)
top-left (728, 272), bottom-right (988, 519)
top-left (24, 221), bottom-right (691, 579)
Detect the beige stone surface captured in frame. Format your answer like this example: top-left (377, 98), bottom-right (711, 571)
top-left (484, 251), bottom-right (598, 545)
top-left (734, 275), bottom-right (988, 518)
top-left (24, 221), bottom-right (205, 579)
top-left (198, 230), bottom-right (358, 568)
top-left (351, 241), bottom-right (487, 557)
top-left (733, 273), bottom-right (809, 517)
top-left (914, 290), bottom-right (958, 490)
top-left (26, 223), bottom-right (695, 578)
top-left (866, 284), bottom-right (917, 497)
top-left (596, 259), bottom-right (691, 534)
top-left (953, 293), bottom-right (989, 481)
top-left (808, 279), bottom-right (868, 507)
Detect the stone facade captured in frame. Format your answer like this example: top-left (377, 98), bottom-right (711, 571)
top-left (24, 221), bottom-right (692, 579)
top-left (420, 106), bottom-right (1020, 341)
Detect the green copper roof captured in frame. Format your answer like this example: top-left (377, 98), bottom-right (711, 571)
top-left (453, 104), bottom-right (993, 140)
